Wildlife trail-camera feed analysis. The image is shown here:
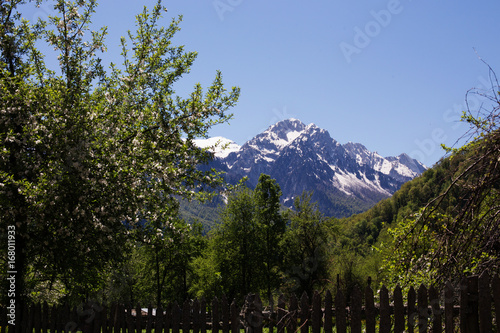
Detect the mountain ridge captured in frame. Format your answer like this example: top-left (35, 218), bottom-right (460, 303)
top-left (196, 118), bottom-right (427, 217)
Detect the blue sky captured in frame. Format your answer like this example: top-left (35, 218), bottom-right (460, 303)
top-left (23, 0), bottom-right (500, 167)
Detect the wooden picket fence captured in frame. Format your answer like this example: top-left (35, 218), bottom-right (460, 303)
top-left (1, 273), bottom-right (499, 333)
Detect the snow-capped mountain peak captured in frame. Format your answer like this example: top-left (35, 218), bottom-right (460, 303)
top-left (197, 118), bottom-right (427, 217)
top-left (193, 136), bottom-right (241, 158)
top-left (251, 118), bottom-right (308, 150)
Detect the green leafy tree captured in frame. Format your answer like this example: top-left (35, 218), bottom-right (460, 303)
top-left (207, 188), bottom-right (263, 301)
top-left (254, 174), bottom-right (286, 301)
top-left (280, 192), bottom-right (333, 297)
top-left (192, 175), bottom-right (286, 301)
top-left (110, 212), bottom-right (206, 307)
top-left (0, 0), bottom-right (239, 313)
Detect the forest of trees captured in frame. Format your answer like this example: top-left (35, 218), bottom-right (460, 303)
top-left (1, 0), bottom-right (499, 317)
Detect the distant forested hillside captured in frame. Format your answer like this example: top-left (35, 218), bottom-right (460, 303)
top-left (335, 110), bottom-right (499, 292)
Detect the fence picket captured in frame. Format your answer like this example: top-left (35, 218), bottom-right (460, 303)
top-left (445, 281), bottom-right (454, 333)
top-left (145, 304), bottom-right (153, 333)
top-left (365, 285), bottom-right (376, 333)
top-left (255, 294), bottom-right (263, 333)
top-left (478, 271), bottom-right (491, 333)
top-left (172, 301), bottom-right (181, 333)
top-left (126, 304), bottom-right (134, 333)
top-left (230, 299), bottom-right (239, 333)
top-left (350, 286), bottom-right (362, 333)
top-left (136, 304), bottom-right (143, 333)
top-left (33, 303), bottom-right (41, 333)
top-left (492, 275), bottom-right (500, 333)
top-left (221, 295), bottom-right (230, 333)
top-left (42, 302), bottom-right (49, 333)
top-left (461, 276), bottom-right (479, 333)
top-left (379, 286), bottom-right (391, 333)
top-left (418, 284), bottom-right (428, 333)
top-left (323, 290), bottom-right (333, 333)
top-left (183, 299), bottom-right (191, 333)
top-left (311, 292), bottom-right (321, 333)
top-left (211, 297), bottom-right (219, 333)
top-left (335, 288), bottom-right (346, 333)
top-left (192, 299), bottom-right (200, 333)
top-left (287, 294), bottom-right (297, 333)
top-left (299, 292), bottom-right (310, 333)
top-left (155, 306), bottom-right (164, 333)
top-left (10, 274), bottom-right (499, 333)
top-left (428, 285), bottom-right (442, 333)
top-left (49, 304), bottom-right (57, 333)
top-left (200, 298), bottom-right (207, 333)
top-left (393, 285), bottom-right (404, 333)
top-left (277, 295), bottom-right (286, 333)
top-left (408, 286), bottom-right (417, 333)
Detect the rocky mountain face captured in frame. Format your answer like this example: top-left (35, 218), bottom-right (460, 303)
top-left (196, 119), bottom-right (427, 218)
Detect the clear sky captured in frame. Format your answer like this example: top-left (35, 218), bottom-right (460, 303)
top-left (23, 0), bottom-right (500, 167)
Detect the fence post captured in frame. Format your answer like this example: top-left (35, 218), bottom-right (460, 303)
top-left (91, 307), bottom-right (106, 333)
top-left (183, 299), bottom-right (192, 333)
top-left (136, 304), bottom-right (143, 333)
top-left (268, 295), bottom-right (275, 333)
top-left (155, 306), bottom-right (164, 333)
top-left (287, 294), bottom-right (298, 333)
top-left (277, 295), bottom-right (286, 333)
top-left (42, 302), bottom-right (49, 333)
top-left (350, 286), bottom-right (362, 333)
top-left (145, 304), bottom-right (153, 333)
top-left (335, 288), bottom-right (346, 333)
top-left (365, 285), bottom-right (375, 333)
top-left (49, 304), bottom-right (57, 333)
top-left (428, 285), bottom-right (442, 333)
top-left (33, 303), bottom-right (41, 333)
top-left (230, 299), bottom-right (239, 333)
top-left (172, 301), bottom-right (181, 333)
top-left (240, 294), bottom-right (263, 333)
top-left (221, 295), bottom-right (230, 333)
top-left (125, 304), bottom-right (134, 333)
top-left (492, 275), bottom-right (500, 333)
top-left (444, 282), bottom-right (454, 333)
top-left (461, 276), bottom-right (479, 333)
top-left (379, 286), bottom-right (391, 333)
top-left (299, 292), bottom-right (310, 333)
top-left (408, 286), bottom-right (417, 333)
top-left (393, 285), bottom-right (404, 333)
top-left (418, 284), bottom-right (428, 333)
top-left (478, 271), bottom-right (492, 333)
top-left (200, 297), bottom-right (207, 333)
top-left (192, 299), bottom-right (200, 333)
top-left (311, 291), bottom-right (322, 333)
top-left (212, 297), bottom-right (220, 333)
top-left (323, 290), bottom-right (332, 333)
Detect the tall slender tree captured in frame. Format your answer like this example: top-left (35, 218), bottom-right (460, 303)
top-left (254, 174), bottom-right (285, 302)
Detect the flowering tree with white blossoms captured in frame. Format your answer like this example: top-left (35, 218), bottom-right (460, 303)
top-left (0, 0), bottom-right (239, 314)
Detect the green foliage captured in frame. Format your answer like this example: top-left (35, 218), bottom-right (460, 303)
top-left (254, 174), bottom-right (286, 300)
top-left (280, 192), bottom-right (334, 297)
top-left (0, 0), bottom-right (239, 306)
top-left (381, 66), bottom-right (500, 288)
top-left (330, 140), bottom-right (467, 292)
top-left (193, 187), bottom-right (263, 301)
